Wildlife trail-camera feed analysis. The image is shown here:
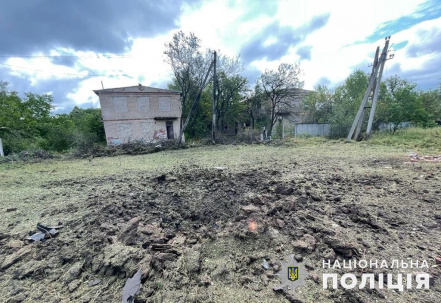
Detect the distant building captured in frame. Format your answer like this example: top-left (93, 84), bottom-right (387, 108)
top-left (276, 88), bottom-right (312, 124)
top-left (94, 85), bottom-right (181, 145)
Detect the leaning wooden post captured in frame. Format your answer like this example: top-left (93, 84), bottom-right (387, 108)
top-left (212, 51), bottom-right (217, 144)
top-left (366, 37), bottom-right (390, 137)
top-left (0, 138), bottom-right (4, 157)
top-left (346, 45), bottom-right (381, 142)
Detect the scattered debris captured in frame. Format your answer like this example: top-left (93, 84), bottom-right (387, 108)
top-left (27, 232), bottom-right (45, 242)
top-left (262, 259), bottom-right (269, 270)
top-left (27, 222), bottom-right (62, 242)
top-left (6, 208), bottom-right (17, 212)
top-left (88, 279), bottom-right (101, 287)
top-left (121, 269), bottom-right (142, 303)
top-left (2, 161), bottom-right (441, 302)
top-left (212, 166), bottom-right (228, 170)
top-left (407, 153), bottom-right (441, 162)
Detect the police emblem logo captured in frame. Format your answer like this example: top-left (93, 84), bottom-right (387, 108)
top-left (275, 255), bottom-right (308, 295)
top-left (288, 266), bottom-right (298, 282)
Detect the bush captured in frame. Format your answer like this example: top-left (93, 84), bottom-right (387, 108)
top-left (368, 127), bottom-right (441, 152)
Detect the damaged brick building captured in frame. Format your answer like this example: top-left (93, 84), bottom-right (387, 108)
top-left (94, 85), bottom-right (181, 145)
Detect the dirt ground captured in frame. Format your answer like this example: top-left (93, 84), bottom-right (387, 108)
top-left (0, 141), bottom-right (440, 303)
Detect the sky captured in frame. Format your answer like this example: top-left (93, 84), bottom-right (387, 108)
top-left (0, 0), bottom-right (440, 113)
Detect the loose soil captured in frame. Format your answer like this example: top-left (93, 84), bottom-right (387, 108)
top-left (0, 143), bottom-right (440, 302)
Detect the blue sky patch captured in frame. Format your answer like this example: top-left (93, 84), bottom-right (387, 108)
top-left (393, 41), bottom-right (408, 50)
top-left (361, 0), bottom-right (441, 43)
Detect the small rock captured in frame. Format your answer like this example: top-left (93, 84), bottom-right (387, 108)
top-left (282, 197), bottom-right (296, 211)
top-left (241, 204), bottom-right (261, 214)
top-left (68, 279), bottom-right (81, 292)
top-left (212, 263), bottom-right (229, 280)
top-left (182, 245), bottom-right (201, 273)
top-left (88, 279), bottom-right (101, 287)
top-left (260, 273), bottom-right (269, 286)
top-left (100, 222), bottom-right (118, 235)
top-left (274, 185), bottom-right (294, 195)
top-left (102, 243), bottom-right (140, 271)
top-left (435, 257), bottom-right (441, 265)
top-left (13, 260), bottom-right (46, 279)
top-left (239, 275), bottom-right (253, 285)
top-left (310, 194), bottom-right (322, 201)
top-left (139, 255), bottom-right (152, 280)
top-left (117, 217), bottom-right (140, 245)
top-left (153, 252), bottom-right (177, 262)
top-left (293, 234), bottom-right (316, 252)
top-left (1, 246), bottom-right (32, 270)
top-left (6, 239), bottom-right (23, 249)
top-left (276, 219), bottom-right (285, 228)
top-left (324, 236), bottom-right (360, 258)
top-left (199, 275), bottom-right (212, 286)
top-left (63, 262), bottom-right (83, 284)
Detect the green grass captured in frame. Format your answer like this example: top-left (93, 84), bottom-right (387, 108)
top-left (367, 127), bottom-right (441, 153)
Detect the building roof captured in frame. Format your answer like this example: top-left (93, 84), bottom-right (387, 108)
top-left (93, 85), bottom-right (180, 95)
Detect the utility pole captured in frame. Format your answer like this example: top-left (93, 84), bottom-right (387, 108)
top-left (366, 39), bottom-right (390, 137)
top-left (0, 138), bottom-right (4, 157)
top-left (354, 46), bottom-right (379, 140)
top-left (346, 36), bottom-right (392, 142)
top-left (212, 51), bottom-right (217, 144)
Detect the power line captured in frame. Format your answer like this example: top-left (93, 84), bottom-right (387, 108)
top-left (0, 63), bottom-right (121, 77)
top-left (0, 54), bottom-right (133, 59)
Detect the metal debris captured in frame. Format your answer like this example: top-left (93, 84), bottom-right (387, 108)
top-left (27, 222), bottom-right (62, 242)
top-left (262, 259), bottom-right (270, 270)
top-left (88, 279), bottom-right (101, 287)
top-left (212, 166), bottom-right (228, 170)
top-left (121, 269), bottom-right (142, 303)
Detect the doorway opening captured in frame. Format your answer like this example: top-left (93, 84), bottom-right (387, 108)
top-left (166, 121), bottom-right (174, 139)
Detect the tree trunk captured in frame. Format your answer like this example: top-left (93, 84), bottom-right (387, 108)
top-left (178, 61), bottom-right (214, 145)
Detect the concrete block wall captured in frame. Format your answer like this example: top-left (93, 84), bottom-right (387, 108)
top-left (96, 89), bottom-right (181, 145)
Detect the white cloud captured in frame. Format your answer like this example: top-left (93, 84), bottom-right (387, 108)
top-left (2, 0), bottom-right (440, 110)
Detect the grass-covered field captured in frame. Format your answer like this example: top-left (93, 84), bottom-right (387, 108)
top-left (368, 127), bottom-right (441, 152)
top-left (0, 128), bottom-right (440, 302)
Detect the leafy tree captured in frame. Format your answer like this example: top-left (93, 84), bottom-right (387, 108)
top-left (69, 107), bottom-right (106, 141)
top-left (244, 92), bottom-right (268, 130)
top-left (38, 114), bottom-right (75, 152)
top-left (302, 85), bottom-right (333, 123)
top-left (164, 32), bottom-right (247, 141)
top-left (0, 82), bottom-right (23, 132)
top-left (418, 88), bottom-right (441, 123)
top-left (255, 63), bottom-right (303, 136)
top-left (330, 70), bottom-right (369, 137)
top-left (212, 71), bottom-right (248, 130)
top-left (164, 31), bottom-right (214, 142)
top-left (377, 75), bottom-right (431, 131)
top-left (0, 81), bottom-right (106, 154)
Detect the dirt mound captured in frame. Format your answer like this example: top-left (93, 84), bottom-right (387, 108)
top-left (1, 163), bottom-right (440, 302)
